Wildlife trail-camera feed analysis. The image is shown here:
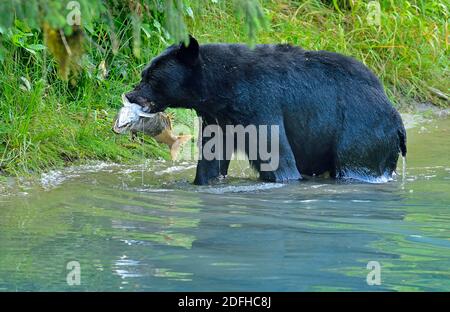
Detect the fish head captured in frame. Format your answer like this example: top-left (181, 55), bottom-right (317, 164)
top-left (112, 94), bottom-right (156, 134)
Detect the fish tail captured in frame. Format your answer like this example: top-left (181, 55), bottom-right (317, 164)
top-left (170, 135), bottom-right (192, 160)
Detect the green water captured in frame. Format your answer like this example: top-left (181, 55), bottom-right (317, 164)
top-left (0, 116), bottom-right (449, 291)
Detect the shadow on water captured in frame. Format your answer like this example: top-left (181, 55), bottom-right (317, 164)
top-left (0, 116), bottom-right (449, 291)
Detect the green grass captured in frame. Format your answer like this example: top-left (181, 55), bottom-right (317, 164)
top-left (191, 0), bottom-right (448, 107)
top-left (0, 0), bottom-right (448, 176)
top-left (0, 47), bottom-right (175, 175)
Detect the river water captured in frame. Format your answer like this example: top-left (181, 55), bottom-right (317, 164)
top-left (0, 115), bottom-right (449, 291)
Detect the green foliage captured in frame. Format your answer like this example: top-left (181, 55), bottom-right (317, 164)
top-left (0, 0), bottom-right (266, 61)
top-left (0, 0), bottom-right (448, 176)
top-left (0, 0), bottom-right (105, 34)
top-left (233, 0), bottom-right (268, 45)
top-left (192, 0), bottom-right (448, 107)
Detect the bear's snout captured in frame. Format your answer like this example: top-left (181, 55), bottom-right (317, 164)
top-left (125, 92), bottom-right (148, 106)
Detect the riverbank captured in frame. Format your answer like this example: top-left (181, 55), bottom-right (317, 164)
top-left (1, 0), bottom-right (448, 177)
top-left (1, 110), bottom-right (447, 198)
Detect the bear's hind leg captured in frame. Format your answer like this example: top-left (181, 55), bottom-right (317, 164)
top-left (335, 141), bottom-right (399, 182)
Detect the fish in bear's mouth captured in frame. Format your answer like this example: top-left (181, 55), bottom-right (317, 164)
top-left (112, 94), bottom-right (155, 134)
top-left (112, 94), bottom-right (192, 160)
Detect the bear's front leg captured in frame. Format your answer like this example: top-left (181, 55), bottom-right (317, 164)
top-left (194, 158), bottom-right (230, 185)
top-left (193, 117), bottom-right (231, 185)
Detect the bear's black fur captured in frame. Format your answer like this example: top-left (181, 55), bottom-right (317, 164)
top-left (126, 36), bottom-right (407, 185)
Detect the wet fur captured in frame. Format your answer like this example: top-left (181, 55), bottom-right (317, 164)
top-left (126, 37), bottom-right (407, 185)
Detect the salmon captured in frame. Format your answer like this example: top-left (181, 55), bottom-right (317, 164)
top-left (113, 94), bottom-right (191, 160)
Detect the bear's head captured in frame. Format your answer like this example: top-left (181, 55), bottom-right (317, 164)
top-left (125, 35), bottom-right (203, 113)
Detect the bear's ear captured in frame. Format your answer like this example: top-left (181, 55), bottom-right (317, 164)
top-left (177, 35), bottom-right (199, 65)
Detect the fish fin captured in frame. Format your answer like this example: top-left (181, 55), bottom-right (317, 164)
top-left (166, 113), bottom-right (174, 130)
top-left (170, 135), bottom-right (192, 160)
top-left (154, 129), bottom-right (176, 146)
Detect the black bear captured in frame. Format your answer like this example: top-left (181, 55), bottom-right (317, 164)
top-left (125, 36), bottom-right (407, 185)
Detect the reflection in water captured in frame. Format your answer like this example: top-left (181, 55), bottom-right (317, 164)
top-left (0, 117), bottom-right (449, 291)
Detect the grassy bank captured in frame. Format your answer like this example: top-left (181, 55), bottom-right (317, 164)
top-left (0, 0), bottom-right (448, 176)
top-left (192, 0), bottom-right (448, 106)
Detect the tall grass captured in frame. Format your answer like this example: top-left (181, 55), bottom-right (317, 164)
top-left (192, 0), bottom-right (448, 107)
top-left (0, 23), bottom-right (170, 175)
top-left (0, 0), bottom-right (448, 176)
